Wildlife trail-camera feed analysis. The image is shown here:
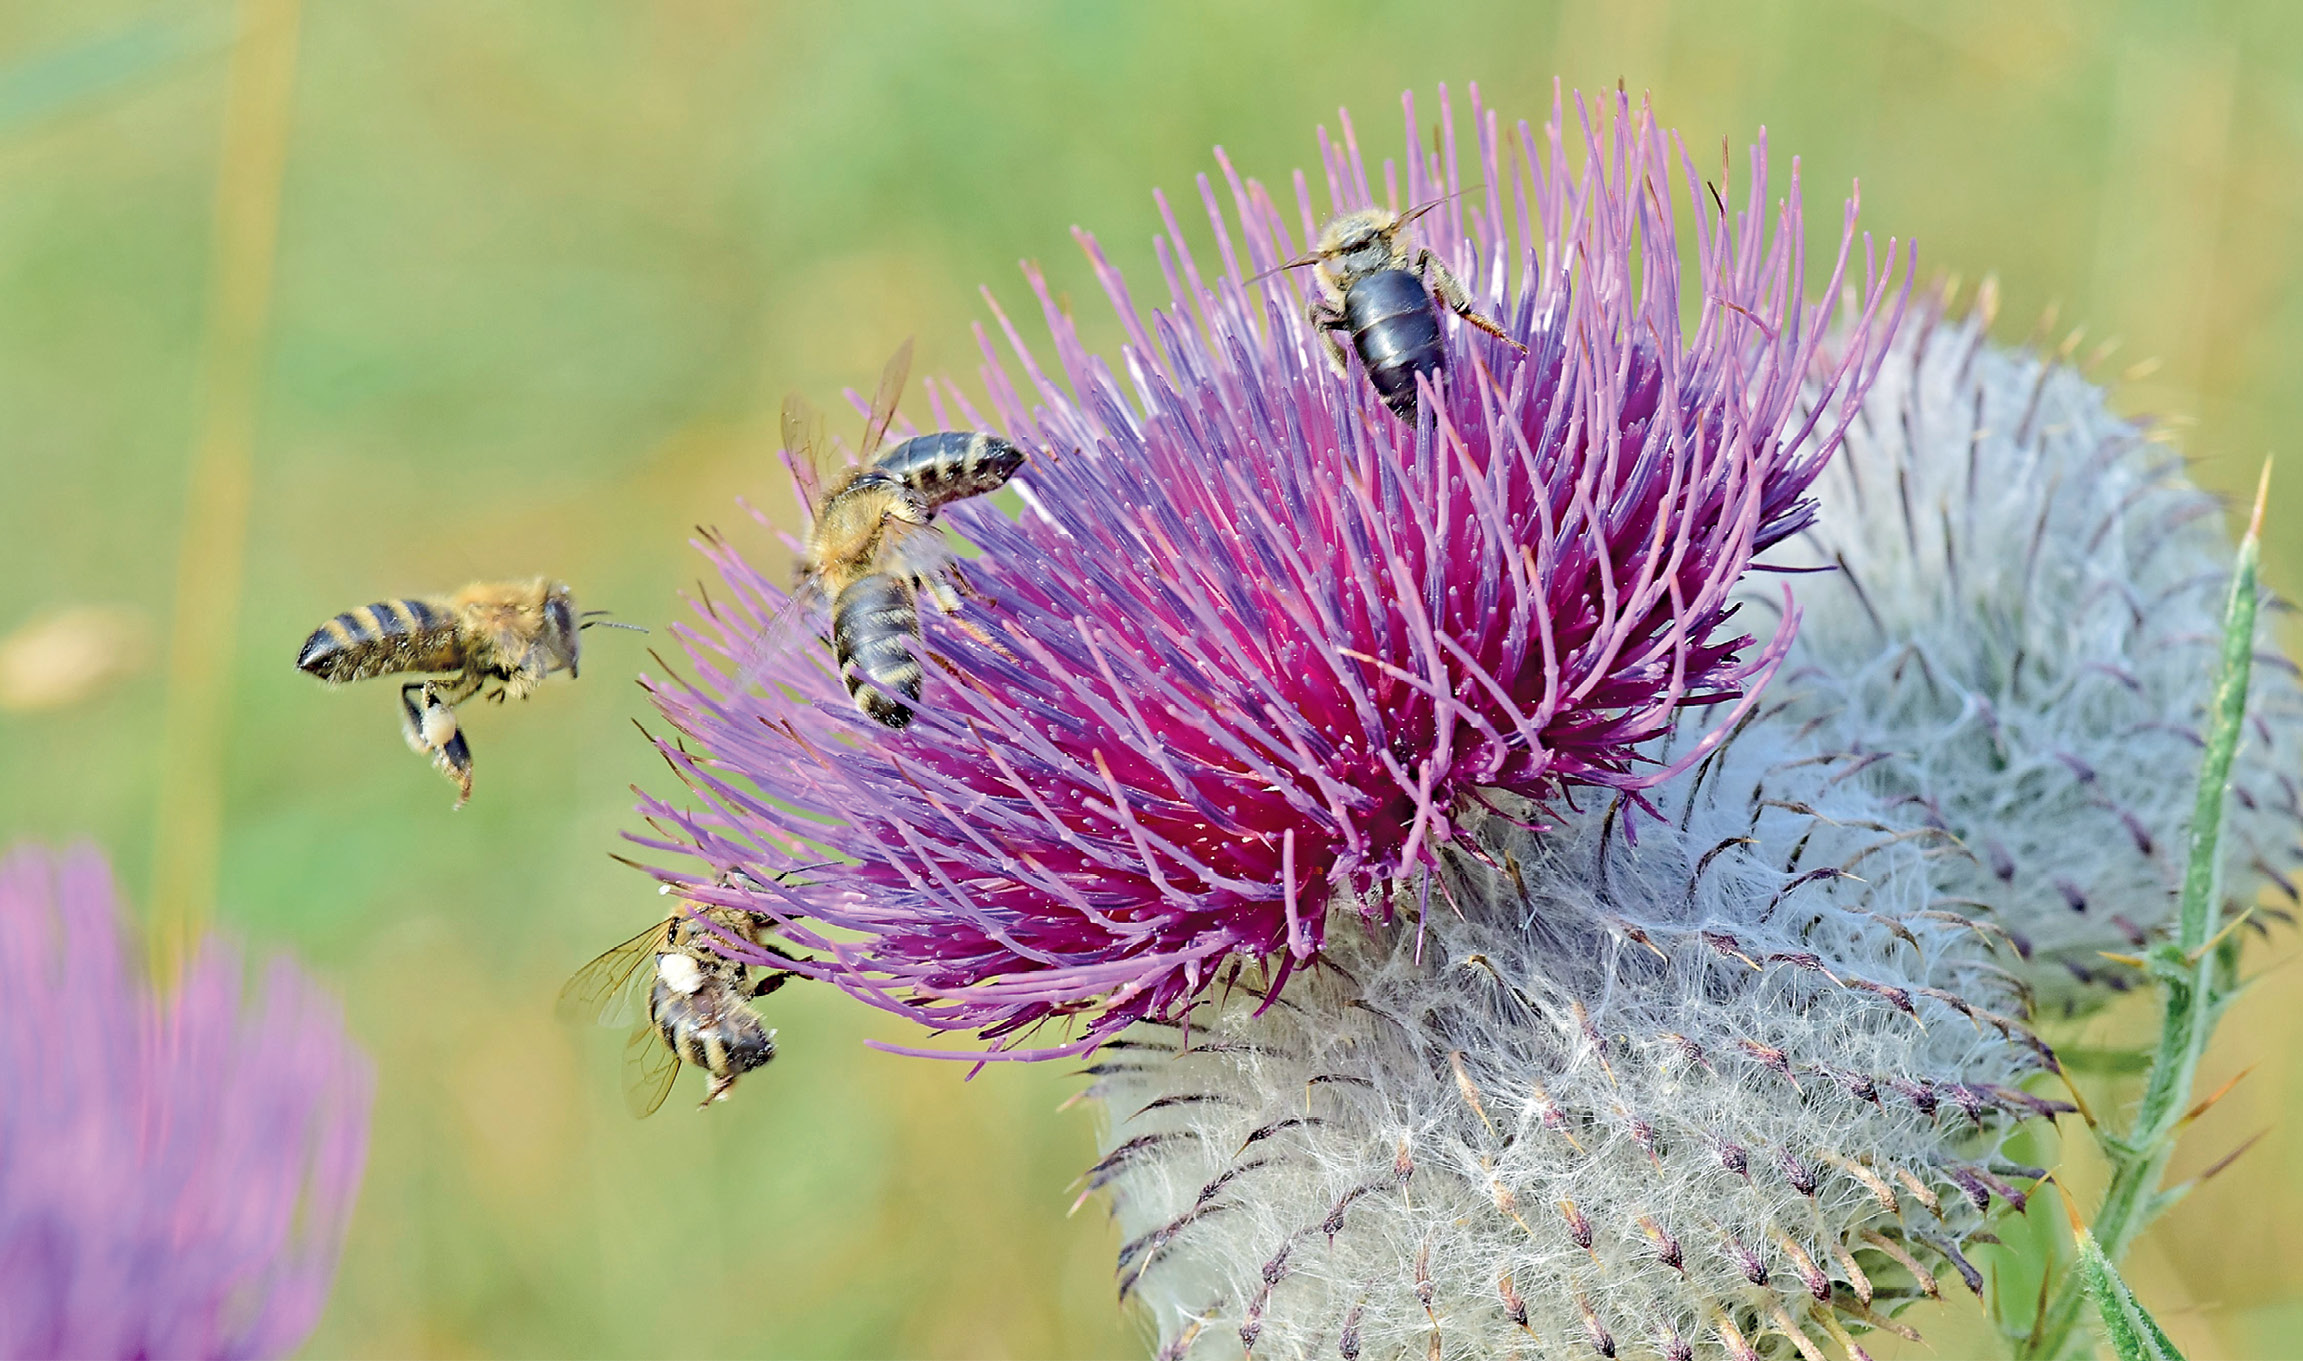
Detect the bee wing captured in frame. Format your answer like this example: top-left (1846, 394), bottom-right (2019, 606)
top-left (885, 518), bottom-right (960, 591)
top-left (858, 337), bottom-right (913, 461)
top-left (556, 920), bottom-right (668, 1028)
top-left (779, 392), bottom-right (829, 517)
top-left (622, 1021), bottom-right (681, 1119)
top-left (727, 576), bottom-right (829, 696)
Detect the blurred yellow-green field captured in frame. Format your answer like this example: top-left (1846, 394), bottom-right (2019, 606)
top-left (6, 1), bottom-right (2303, 1356)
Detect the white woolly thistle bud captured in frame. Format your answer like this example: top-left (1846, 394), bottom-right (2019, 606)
top-left (1080, 718), bottom-right (2062, 1360)
top-left (1763, 292), bottom-right (2303, 1009)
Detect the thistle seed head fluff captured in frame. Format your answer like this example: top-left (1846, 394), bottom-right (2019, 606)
top-left (637, 84), bottom-right (1910, 1056)
top-left (1083, 713), bottom-right (2059, 1359)
top-left (1758, 289), bottom-right (2303, 1008)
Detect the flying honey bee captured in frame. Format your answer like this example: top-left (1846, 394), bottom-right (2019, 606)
top-left (294, 578), bottom-right (640, 806)
top-left (557, 895), bottom-right (808, 1116)
top-left (776, 340), bottom-right (1027, 728)
top-left (1277, 200), bottom-right (1521, 421)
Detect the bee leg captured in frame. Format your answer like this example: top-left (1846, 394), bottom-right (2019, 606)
top-left (427, 670), bottom-right (487, 708)
top-left (399, 683), bottom-right (452, 753)
top-left (398, 683), bottom-right (432, 751)
top-left (917, 570), bottom-right (965, 616)
top-left (400, 683), bottom-right (475, 807)
top-left (1305, 297), bottom-right (1353, 378)
top-left (437, 728), bottom-right (474, 808)
top-left (751, 970), bottom-right (801, 999)
top-left (497, 656), bottom-right (548, 702)
top-left (928, 583), bottom-right (1018, 659)
top-left (910, 567), bottom-right (1019, 660)
top-left (941, 563), bottom-right (995, 606)
top-left (1414, 249), bottom-right (1523, 349)
top-left (700, 1072), bottom-right (737, 1107)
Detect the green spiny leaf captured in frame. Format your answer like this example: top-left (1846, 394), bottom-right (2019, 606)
top-left (2077, 1227), bottom-right (2184, 1361)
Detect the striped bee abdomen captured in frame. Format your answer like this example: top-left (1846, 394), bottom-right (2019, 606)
top-left (830, 573), bottom-right (923, 729)
top-left (295, 598), bottom-right (464, 683)
top-left (1343, 267), bottom-right (1444, 419)
top-left (651, 985), bottom-right (775, 1083)
top-left (869, 431), bottom-right (1025, 510)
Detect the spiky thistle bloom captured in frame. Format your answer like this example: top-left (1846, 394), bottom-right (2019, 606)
top-left (1756, 288), bottom-right (2303, 1008)
top-left (0, 845), bottom-right (373, 1361)
top-left (1083, 715), bottom-right (2062, 1360)
top-left (638, 84), bottom-right (1909, 1056)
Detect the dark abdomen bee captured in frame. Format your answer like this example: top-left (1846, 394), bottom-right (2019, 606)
top-left (830, 572), bottom-right (924, 728)
top-left (1338, 267), bottom-right (1449, 418)
top-left (559, 899), bottom-right (804, 1116)
top-left (776, 342), bottom-right (1028, 728)
top-left (646, 949), bottom-right (779, 1109)
top-left (867, 431), bottom-right (1027, 511)
top-left (1279, 203), bottom-right (1521, 421)
top-left (296, 578), bottom-right (634, 805)
top-left (297, 597), bottom-right (474, 681)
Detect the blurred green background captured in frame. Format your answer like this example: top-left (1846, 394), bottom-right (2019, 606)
top-left (4, 0), bottom-right (2303, 1355)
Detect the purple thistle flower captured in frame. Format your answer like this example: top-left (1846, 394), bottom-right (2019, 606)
top-left (638, 84), bottom-right (1910, 1057)
top-left (0, 845), bottom-right (372, 1361)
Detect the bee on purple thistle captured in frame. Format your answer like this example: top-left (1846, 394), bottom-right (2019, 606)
top-left (0, 844), bottom-right (372, 1361)
top-left (635, 82), bottom-right (1911, 1057)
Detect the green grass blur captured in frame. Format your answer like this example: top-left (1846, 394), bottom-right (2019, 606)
top-left (5, 1), bottom-right (2303, 1355)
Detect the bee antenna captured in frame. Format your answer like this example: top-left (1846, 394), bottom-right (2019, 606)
top-left (581, 619), bottom-right (650, 634)
top-left (1396, 193), bottom-right (1462, 228)
top-left (1246, 253), bottom-right (1320, 286)
top-left (776, 858), bottom-right (843, 883)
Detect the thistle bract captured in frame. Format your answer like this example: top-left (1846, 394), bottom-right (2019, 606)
top-left (640, 84), bottom-right (1909, 1055)
top-left (1083, 718), bottom-right (2058, 1359)
top-left (1763, 293), bottom-right (2303, 1007)
top-left (0, 845), bottom-right (372, 1361)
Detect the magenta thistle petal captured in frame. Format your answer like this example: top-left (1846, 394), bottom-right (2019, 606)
top-left (0, 845), bottom-right (373, 1361)
top-left (637, 84), bottom-right (1911, 1057)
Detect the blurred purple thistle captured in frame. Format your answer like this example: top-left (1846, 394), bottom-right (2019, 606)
top-left (637, 83), bottom-right (1910, 1057)
top-left (0, 845), bottom-right (372, 1361)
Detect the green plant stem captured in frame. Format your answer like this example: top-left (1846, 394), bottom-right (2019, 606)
top-left (2076, 1225), bottom-right (2187, 1361)
top-left (148, 0), bottom-right (301, 982)
top-left (2024, 466), bottom-right (2265, 1360)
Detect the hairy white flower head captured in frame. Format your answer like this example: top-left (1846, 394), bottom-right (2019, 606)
top-left (1081, 719), bottom-right (2060, 1360)
top-left (1765, 294), bottom-right (2303, 1008)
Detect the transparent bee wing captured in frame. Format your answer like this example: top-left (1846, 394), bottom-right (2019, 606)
top-left (622, 1021), bottom-right (681, 1119)
top-left (858, 337), bottom-right (913, 462)
top-left (877, 519), bottom-right (952, 588)
top-left (556, 919), bottom-right (668, 1029)
top-left (726, 576), bottom-right (830, 696)
top-left (779, 392), bottom-right (829, 519)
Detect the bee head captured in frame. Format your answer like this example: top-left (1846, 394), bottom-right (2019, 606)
top-left (540, 581), bottom-right (582, 679)
top-left (1314, 210), bottom-right (1401, 283)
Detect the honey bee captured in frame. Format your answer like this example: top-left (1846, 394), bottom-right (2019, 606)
top-left (294, 578), bottom-right (640, 806)
top-left (777, 341), bottom-right (1026, 728)
top-left (1279, 201), bottom-right (1520, 421)
top-left (557, 897), bottom-right (807, 1116)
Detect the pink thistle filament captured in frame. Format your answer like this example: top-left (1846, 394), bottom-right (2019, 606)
top-left (637, 84), bottom-right (1910, 1057)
